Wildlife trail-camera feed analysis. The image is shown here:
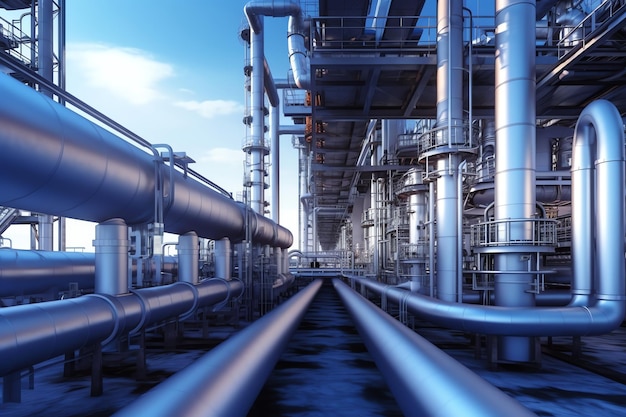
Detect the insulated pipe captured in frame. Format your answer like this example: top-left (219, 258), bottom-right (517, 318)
top-left (435, 0), bottom-right (464, 302)
top-left (333, 279), bottom-right (537, 417)
top-left (94, 218), bottom-right (129, 296)
top-left (214, 238), bottom-right (232, 280)
top-left (178, 232), bottom-right (198, 284)
top-left (494, 0), bottom-right (537, 361)
top-left (0, 249), bottom-right (94, 297)
top-left (0, 74), bottom-right (292, 249)
top-left (0, 250), bottom-right (180, 298)
top-left (113, 279), bottom-right (322, 417)
top-left (0, 278), bottom-right (244, 376)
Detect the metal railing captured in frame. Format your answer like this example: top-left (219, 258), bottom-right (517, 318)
top-left (556, 0), bottom-right (626, 58)
top-left (470, 218), bottom-right (558, 248)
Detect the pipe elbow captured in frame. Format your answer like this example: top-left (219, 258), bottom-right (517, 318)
top-left (586, 300), bottom-right (626, 335)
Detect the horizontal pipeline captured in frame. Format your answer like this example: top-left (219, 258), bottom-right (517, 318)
top-left (114, 279), bottom-right (322, 417)
top-left (351, 275), bottom-right (623, 337)
top-left (0, 278), bottom-right (243, 376)
top-left (0, 73), bottom-right (292, 248)
top-left (0, 249), bottom-right (179, 298)
top-left (333, 279), bottom-right (537, 417)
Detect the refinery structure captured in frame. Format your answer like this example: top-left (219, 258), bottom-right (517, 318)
top-left (1, 0), bottom-right (626, 416)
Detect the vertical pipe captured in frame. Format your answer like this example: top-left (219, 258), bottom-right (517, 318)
top-left (494, 0), bottom-right (537, 362)
top-left (270, 104), bottom-right (280, 223)
top-left (435, 0), bottom-right (464, 302)
top-left (573, 100), bottom-right (625, 305)
top-left (94, 218), bottom-right (128, 295)
top-left (214, 238), bottom-right (232, 279)
top-left (250, 24), bottom-right (265, 214)
top-left (429, 181), bottom-right (435, 297)
top-left (407, 170), bottom-right (427, 291)
top-left (37, 0), bottom-right (55, 251)
top-left (178, 232), bottom-right (199, 284)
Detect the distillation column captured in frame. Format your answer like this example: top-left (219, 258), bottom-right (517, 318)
top-left (434, 0), bottom-right (464, 301)
top-left (494, 0), bottom-right (537, 362)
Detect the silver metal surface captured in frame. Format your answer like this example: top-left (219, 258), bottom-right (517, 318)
top-left (333, 279), bottom-right (537, 417)
top-left (178, 232), bottom-right (198, 284)
top-left (494, 0), bottom-right (538, 361)
top-left (114, 279), bottom-right (322, 417)
top-left (0, 278), bottom-right (244, 376)
top-left (94, 218), bottom-right (129, 295)
top-left (0, 249), bottom-right (93, 297)
top-left (0, 73), bottom-right (292, 248)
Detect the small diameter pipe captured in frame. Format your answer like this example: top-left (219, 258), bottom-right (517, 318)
top-left (333, 279), bottom-right (536, 417)
top-left (114, 279), bottom-right (322, 417)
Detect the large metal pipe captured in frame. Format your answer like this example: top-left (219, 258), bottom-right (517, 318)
top-left (333, 279), bottom-right (536, 417)
top-left (94, 218), bottom-right (129, 295)
top-left (0, 278), bottom-right (244, 376)
top-left (114, 279), bottom-right (322, 417)
top-left (0, 73), bottom-right (292, 248)
top-left (0, 249), bottom-right (94, 297)
top-left (494, 0), bottom-right (538, 361)
top-left (434, 0), bottom-right (464, 302)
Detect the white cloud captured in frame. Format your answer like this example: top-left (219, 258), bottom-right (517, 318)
top-left (200, 147), bottom-right (245, 163)
top-left (67, 43), bottom-right (175, 105)
top-left (174, 99), bottom-right (244, 119)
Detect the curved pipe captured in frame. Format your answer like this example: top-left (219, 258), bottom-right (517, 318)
top-left (352, 275), bottom-right (622, 337)
top-left (333, 279), bottom-right (536, 417)
top-left (0, 74), bottom-right (292, 248)
top-left (243, 1), bottom-right (310, 90)
top-left (114, 279), bottom-right (322, 417)
top-left (0, 278), bottom-right (244, 376)
top-left (345, 99), bottom-right (625, 338)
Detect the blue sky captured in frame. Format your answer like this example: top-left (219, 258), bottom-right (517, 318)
top-left (5, 1), bottom-right (301, 250)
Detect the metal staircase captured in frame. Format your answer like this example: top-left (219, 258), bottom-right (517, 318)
top-left (0, 206), bottom-right (18, 235)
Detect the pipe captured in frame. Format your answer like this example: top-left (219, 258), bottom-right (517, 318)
top-left (114, 279), bottom-right (322, 417)
top-left (0, 73), bottom-right (292, 249)
top-left (352, 93), bottom-right (626, 338)
top-left (270, 103), bottom-right (279, 223)
top-left (243, 1), bottom-right (309, 90)
top-left (0, 278), bottom-right (244, 377)
top-left (37, 0), bottom-right (55, 250)
top-left (0, 249), bottom-right (94, 297)
top-left (214, 238), bottom-right (232, 280)
top-left (494, 0), bottom-right (538, 361)
top-left (571, 99), bottom-right (625, 306)
top-left (333, 279), bottom-right (536, 417)
top-left (434, 0), bottom-right (464, 302)
top-left (94, 218), bottom-right (128, 295)
top-left (178, 232), bottom-right (198, 284)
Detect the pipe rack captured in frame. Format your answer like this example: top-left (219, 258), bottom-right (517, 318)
top-left (0, 278), bottom-right (244, 376)
top-left (114, 279), bottom-right (322, 417)
top-left (333, 279), bottom-right (536, 417)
